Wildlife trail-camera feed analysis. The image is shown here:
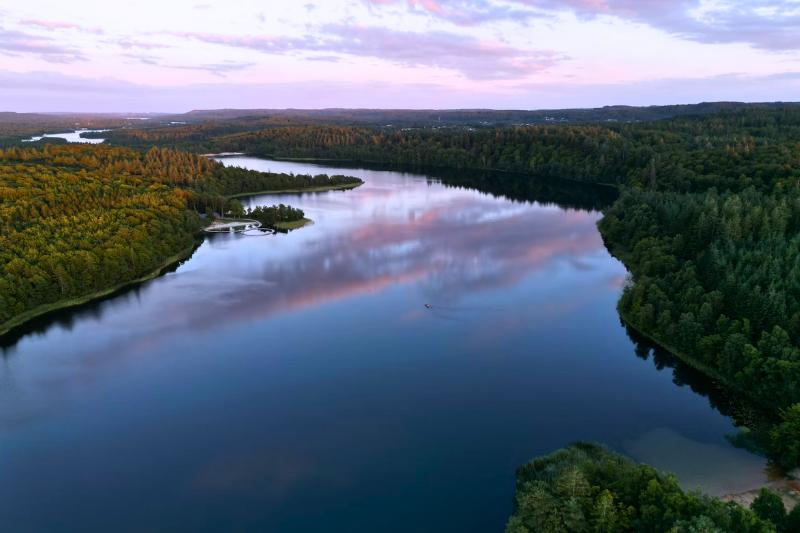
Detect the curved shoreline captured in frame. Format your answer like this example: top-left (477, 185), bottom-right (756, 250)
top-left (617, 309), bottom-right (800, 507)
top-left (274, 217), bottom-right (313, 231)
top-left (224, 181), bottom-right (362, 199)
top-left (619, 309), bottom-right (741, 396)
top-left (0, 243), bottom-right (199, 338)
top-left (248, 154), bottom-right (621, 190)
top-left (1, 179), bottom-right (362, 339)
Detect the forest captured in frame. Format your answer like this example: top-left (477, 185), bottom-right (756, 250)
top-left (0, 144), bottom-right (361, 335)
top-left (101, 105), bottom-right (800, 471)
top-left (506, 443), bottom-right (799, 532)
top-left (211, 165), bottom-right (362, 197)
top-left (599, 187), bottom-right (800, 469)
top-left (6, 104), bottom-right (800, 528)
top-left (89, 102), bottom-right (795, 137)
top-left (0, 112), bottom-right (143, 147)
top-left (96, 104), bottom-right (800, 193)
top-left (0, 144), bottom-right (203, 333)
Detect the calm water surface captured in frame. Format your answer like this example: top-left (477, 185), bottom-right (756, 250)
top-left (0, 157), bottom-right (768, 532)
top-left (21, 129), bottom-right (108, 144)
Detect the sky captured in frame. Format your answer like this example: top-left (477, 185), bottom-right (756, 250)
top-left (0, 0), bottom-right (799, 112)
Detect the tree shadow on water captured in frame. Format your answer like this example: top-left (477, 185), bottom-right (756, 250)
top-left (623, 321), bottom-right (773, 457)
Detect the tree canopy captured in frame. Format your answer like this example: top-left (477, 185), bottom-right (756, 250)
top-left (507, 443), bottom-right (792, 533)
top-left (0, 144), bottom-right (360, 334)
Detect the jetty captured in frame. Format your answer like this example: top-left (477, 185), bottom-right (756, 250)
top-left (204, 218), bottom-right (273, 235)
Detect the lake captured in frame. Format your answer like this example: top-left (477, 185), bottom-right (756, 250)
top-left (0, 157), bottom-right (769, 532)
top-left (21, 129), bottom-right (108, 144)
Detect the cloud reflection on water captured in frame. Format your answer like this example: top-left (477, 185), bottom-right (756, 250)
top-left (181, 186), bottom-right (607, 333)
top-left (0, 164), bottom-right (616, 429)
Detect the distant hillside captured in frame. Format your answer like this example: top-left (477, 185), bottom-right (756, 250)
top-left (167, 102), bottom-right (800, 127)
top-left (0, 113), bottom-right (162, 146)
top-left (0, 111), bottom-right (164, 124)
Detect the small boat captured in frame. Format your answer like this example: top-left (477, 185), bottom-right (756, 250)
top-left (424, 304), bottom-right (432, 309)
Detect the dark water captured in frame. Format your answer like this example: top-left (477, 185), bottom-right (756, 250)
top-left (0, 158), bottom-right (767, 532)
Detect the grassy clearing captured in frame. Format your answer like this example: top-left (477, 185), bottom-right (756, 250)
top-left (274, 218), bottom-right (313, 231)
top-left (225, 181), bottom-right (362, 199)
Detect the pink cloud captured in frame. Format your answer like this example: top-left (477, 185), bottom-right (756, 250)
top-left (21, 19), bottom-right (103, 34)
top-left (369, 0), bottom-right (800, 51)
top-left (366, 0), bottom-right (540, 26)
top-left (173, 25), bottom-right (562, 80)
top-left (0, 28), bottom-right (86, 63)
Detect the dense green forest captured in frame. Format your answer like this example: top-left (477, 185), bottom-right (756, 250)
top-left (212, 164), bottom-right (362, 197)
top-left (104, 105), bottom-right (800, 470)
top-left (96, 105), bottom-right (800, 193)
top-left (0, 144), bottom-right (361, 335)
top-left (86, 102), bottom-right (794, 135)
top-left (600, 187), bottom-right (800, 468)
top-left (7, 104), bottom-right (800, 529)
top-left (0, 145), bottom-right (204, 333)
top-left (506, 443), bottom-right (798, 533)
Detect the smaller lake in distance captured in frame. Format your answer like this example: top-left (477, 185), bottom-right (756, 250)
top-left (0, 153), bottom-right (772, 532)
top-left (21, 128), bottom-right (108, 144)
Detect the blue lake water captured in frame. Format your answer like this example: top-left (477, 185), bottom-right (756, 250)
top-left (0, 157), bottom-right (769, 532)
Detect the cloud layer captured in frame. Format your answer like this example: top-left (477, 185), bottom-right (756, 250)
top-left (1, 69), bottom-right (798, 113)
top-left (370, 0), bottom-right (800, 51)
top-left (174, 24), bottom-right (562, 80)
top-left (0, 0), bottom-right (798, 110)
top-left (0, 28), bottom-right (85, 63)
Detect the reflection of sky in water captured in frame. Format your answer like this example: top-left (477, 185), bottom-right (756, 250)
top-left (21, 129), bottom-right (108, 144)
top-left (0, 159), bottom-right (769, 532)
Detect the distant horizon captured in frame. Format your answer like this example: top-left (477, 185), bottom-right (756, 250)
top-left (4, 100), bottom-right (800, 116)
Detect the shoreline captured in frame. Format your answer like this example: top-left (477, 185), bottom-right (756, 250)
top-left (225, 181), bottom-right (362, 199)
top-left (274, 217), bottom-right (313, 231)
top-left (618, 308), bottom-right (800, 509)
top-left (618, 308), bottom-right (742, 395)
top-left (0, 243), bottom-right (198, 338)
top-left (1, 177), bottom-right (362, 339)
top-left (722, 478), bottom-right (800, 512)
top-left (248, 154), bottom-right (621, 190)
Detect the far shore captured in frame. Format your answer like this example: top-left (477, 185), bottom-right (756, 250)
top-left (201, 152), bottom-right (246, 157)
top-left (245, 154), bottom-right (622, 190)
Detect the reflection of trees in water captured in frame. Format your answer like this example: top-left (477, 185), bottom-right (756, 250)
top-left (270, 159), bottom-right (619, 212)
top-left (2, 164), bottom-right (614, 353)
top-left (0, 249), bottom-right (197, 355)
top-left (431, 167), bottom-right (618, 212)
top-left (623, 321), bottom-right (774, 453)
